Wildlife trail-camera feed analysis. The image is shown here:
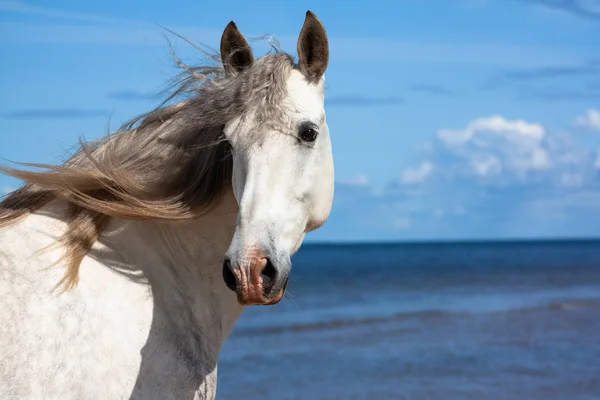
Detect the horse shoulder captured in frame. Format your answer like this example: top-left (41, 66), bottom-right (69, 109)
top-left (0, 206), bottom-right (154, 399)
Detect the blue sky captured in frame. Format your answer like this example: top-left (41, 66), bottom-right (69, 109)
top-left (1, 0), bottom-right (600, 242)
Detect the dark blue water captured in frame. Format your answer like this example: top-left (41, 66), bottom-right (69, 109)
top-left (217, 240), bottom-right (600, 400)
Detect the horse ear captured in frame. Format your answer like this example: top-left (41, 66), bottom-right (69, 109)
top-left (297, 11), bottom-right (329, 81)
top-left (220, 21), bottom-right (254, 76)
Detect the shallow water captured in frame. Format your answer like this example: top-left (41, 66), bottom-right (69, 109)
top-left (217, 240), bottom-right (600, 399)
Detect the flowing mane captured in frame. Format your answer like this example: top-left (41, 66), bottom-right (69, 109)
top-left (0, 38), bottom-right (295, 291)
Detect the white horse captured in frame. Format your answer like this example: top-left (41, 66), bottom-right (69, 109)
top-left (0, 11), bottom-right (333, 400)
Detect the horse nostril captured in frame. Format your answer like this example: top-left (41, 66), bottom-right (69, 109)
top-left (222, 258), bottom-right (237, 292)
top-left (260, 258), bottom-right (278, 295)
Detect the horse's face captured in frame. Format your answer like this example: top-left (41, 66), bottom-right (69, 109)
top-left (221, 12), bottom-right (333, 306)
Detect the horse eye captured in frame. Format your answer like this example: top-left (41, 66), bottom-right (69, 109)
top-left (299, 127), bottom-right (318, 142)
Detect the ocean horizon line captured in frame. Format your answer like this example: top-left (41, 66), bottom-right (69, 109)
top-left (302, 236), bottom-right (600, 247)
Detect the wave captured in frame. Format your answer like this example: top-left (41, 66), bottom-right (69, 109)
top-left (522, 298), bottom-right (600, 312)
top-left (233, 297), bottom-right (600, 337)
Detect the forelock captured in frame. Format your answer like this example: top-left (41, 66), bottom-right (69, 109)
top-left (216, 52), bottom-right (297, 142)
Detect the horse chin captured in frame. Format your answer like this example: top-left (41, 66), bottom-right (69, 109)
top-left (237, 278), bottom-right (288, 306)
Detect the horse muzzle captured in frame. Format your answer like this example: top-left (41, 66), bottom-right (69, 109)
top-left (222, 248), bottom-right (290, 306)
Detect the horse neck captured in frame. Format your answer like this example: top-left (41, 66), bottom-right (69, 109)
top-left (117, 188), bottom-right (242, 335)
top-left (99, 189), bottom-right (244, 398)
top-left (93, 187), bottom-right (240, 344)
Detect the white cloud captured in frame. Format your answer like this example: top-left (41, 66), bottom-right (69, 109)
top-left (0, 1), bottom-right (220, 47)
top-left (0, 21), bottom-right (221, 47)
top-left (397, 111), bottom-right (600, 192)
top-left (470, 156), bottom-right (502, 177)
top-left (436, 115), bottom-right (552, 179)
top-left (437, 115), bottom-right (546, 145)
top-left (399, 161), bottom-right (434, 184)
top-left (574, 109), bottom-right (600, 132)
top-left (339, 174), bottom-right (370, 187)
top-left (0, 0), bottom-right (127, 24)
